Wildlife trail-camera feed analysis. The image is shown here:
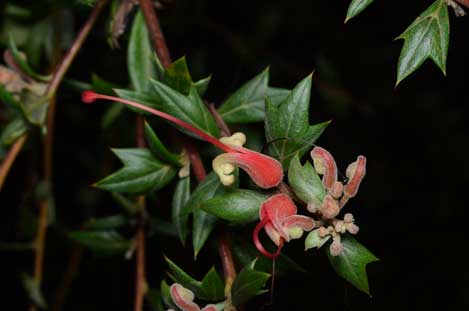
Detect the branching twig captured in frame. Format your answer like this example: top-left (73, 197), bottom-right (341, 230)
top-left (0, 134), bottom-right (28, 191)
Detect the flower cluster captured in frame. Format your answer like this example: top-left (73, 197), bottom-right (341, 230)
top-left (82, 91), bottom-right (366, 259)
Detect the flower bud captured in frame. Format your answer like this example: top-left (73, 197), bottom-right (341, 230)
top-left (321, 195), bottom-right (340, 219)
top-left (170, 284), bottom-right (200, 311)
top-left (344, 155), bottom-right (366, 198)
top-left (310, 147), bottom-right (338, 190)
top-left (329, 181), bottom-right (344, 199)
top-left (330, 237), bottom-right (343, 256)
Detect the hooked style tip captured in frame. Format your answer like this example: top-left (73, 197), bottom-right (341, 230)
top-left (253, 217), bottom-right (284, 259)
top-left (82, 90), bottom-right (98, 104)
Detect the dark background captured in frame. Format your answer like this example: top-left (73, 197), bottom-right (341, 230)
top-left (1, 0), bottom-right (468, 310)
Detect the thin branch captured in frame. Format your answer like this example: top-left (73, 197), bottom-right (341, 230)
top-left (207, 102), bottom-right (231, 137)
top-left (0, 134), bottom-right (27, 191)
top-left (45, 0), bottom-right (109, 97)
top-left (139, 0), bottom-right (172, 68)
top-left (134, 226), bottom-right (146, 311)
top-left (32, 0), bottom-right (110, 299)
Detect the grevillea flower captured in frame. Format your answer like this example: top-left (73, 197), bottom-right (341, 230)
top-left (168, 283), bottom-right (217, 311)
top-left (253, 194), bottom-right (315, 259)
top-left (82, 91), bottom-right (283, 189)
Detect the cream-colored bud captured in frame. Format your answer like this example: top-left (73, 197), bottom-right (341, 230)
top-left (334, 220), bottom-right (346, 234)
top-left (307, 199), bottom-right (321, 213)
top-left (321, 195), bottom-right (340, 219)
top-left (330, 239), bottom-right (343, 256)
top-left (329, 181), bottom-right (344, 199)
top-left (220, 132), bottom-right (246, 147)
top-left (346, 161), bottom-right (358, 179)
top-left (344, 213), bottom-right (354, 223)
top-left (312, 157), bottom-right (326, 175)
top-left (318, 226), bottom-right (329, 238)
top-left (347, 223), bottom-right (359, 234)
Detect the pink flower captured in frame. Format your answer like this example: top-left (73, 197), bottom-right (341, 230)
top-left (168, 283), bottom-right (217, 311)
top-left (82, 91), bottom-right (283, 189)
top-left (253, 194), bottom-right (315, 259)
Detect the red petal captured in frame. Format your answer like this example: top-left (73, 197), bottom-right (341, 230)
top-left (310, 147), bottom-right (338, 189)
top-left (170, 284), bottom-right (201, 311)
top-left (344, 155), bottom-right (366, 198)
top-left (230, 147), bottom-right (283, 189)
top-left (282, 215), bottom-right (315, 231)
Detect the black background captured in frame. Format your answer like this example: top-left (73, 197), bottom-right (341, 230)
top-left (1, 0), bottom-right (468, 310)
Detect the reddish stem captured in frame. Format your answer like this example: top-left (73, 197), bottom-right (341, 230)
top-left (253, 217), bottom-right (284, 259)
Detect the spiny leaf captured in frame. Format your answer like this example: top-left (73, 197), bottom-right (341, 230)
top-left (288, 153), bottom-right (325, 205)
top-left (165, 257), bottom-right (225, 301)
top-left (231, 262), bottom-right (270, 306)
top-left (327, 235), bottom-right (379, 296)
top-left (199, 189), bottom-right (266, 224)
top-left (186, 172), bottom-right (232, 257)
top-left (217, 68), bottom-right (289, 123)
top-left (144, 121), bottom-right (181, 166)
top-left (94, 148), bottom-right (177, 194)
top-left (345, 0), bottom-right (375, 23)
top-left (150, 80), bottom-right (220, 137)
top-left (396, 0), bottom-right (449, 86)
top-left (265, 74), bottom-right (330, 169)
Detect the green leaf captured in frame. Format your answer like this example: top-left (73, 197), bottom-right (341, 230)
top-left (304, 228), bottom-right (331, 250)
top-left (163, 56), bottom-right (193, 95)
top-left (165, 257), bottom-right (224, 301)
top-left (200, 267), bottom-right (225, 301)
top-left (186, 172), bottom-right (230, 257)
top-left (218, 68), bottom-right (289, 123)
top-left (68, 230), bottom-right (131, 255)
top-left (151, 80), bottom-right (220, 137)
top-left (327, 235), bottom-right (379, 296)
top-left (0, 117), bottom-right (29, 146)
top-left (84, 214), bottom-right (128, 230)
top-left (345, 0), bottom-right (375, 23)
top-left (231, 262), bottom-right (270, 306)
top-left (91, 74), bottom-right (121, 95)
top-left (172, 177), bottom-right (191, 245)
top-left (165, 256), bottom-right (202, 293)
top-left (144, 121), bottom-right (181, 166)
top-left (21, 273), bottom-right (47, 309)
top-left (128, 10), bottom-right (156, 92)
top-left (396, 0), bottom-right (449, 86)
top-left (193, 75), bottom-right (211, 96)
top-left (19, 89), bottom-right (49, 126)
top-left (200, 190), bottom-right (266, 224)
top-left (95, 148), bottom-right (177, 194)
top-left (288, 153), bottom-right (325, 205)
top-left (265, 75), bottom-right (330, 169)
top-left (160, 280), bottom-right (177, 310)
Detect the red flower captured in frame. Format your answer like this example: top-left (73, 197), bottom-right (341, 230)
top-left (82, 91), bottom-right (283, 189)
top-left (253, 194), bottom-right (315, 259)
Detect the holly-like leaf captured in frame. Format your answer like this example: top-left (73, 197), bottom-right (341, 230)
top-left (165, 257), bottom-right (224, 301)
top-left (128, 10), bottom-right (156, 92)
top-left (144, 121), bottom-right (181, 166)
top-left (327, 235), bottom-right (379, 296)
top-left (345, 0), bottom-right (375, 23)
top-left (396, 0), bottom-right (449, 86)
top-left (150, 80), bottom-right (220, 137)
top-left (217, 68), bottom-right (290, 123)
top-left (114, 88), bottom-right (163, 116)
top-left (95, 148), bottom-right (177, 194)
top-left (68, 230), bottom-right (131, 255)
top-left (288, 153), bottom-right (325, 205)
top-left (172, 176), bottom-right (191, 245)
top-left (193, 75), bottom-right (211, 96)
top-left (200, 267), bottom-right (225, 301)
top-left (231, 262), bottom-right (270, 306)
top-left (199, 190), bottom-right (266, 224)
top-left (265, 75), bottom-right (330, 169)
top-left (186, 172), bottom-right (230, 257)
top-left (163, 56), bottom-right (193, 95)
